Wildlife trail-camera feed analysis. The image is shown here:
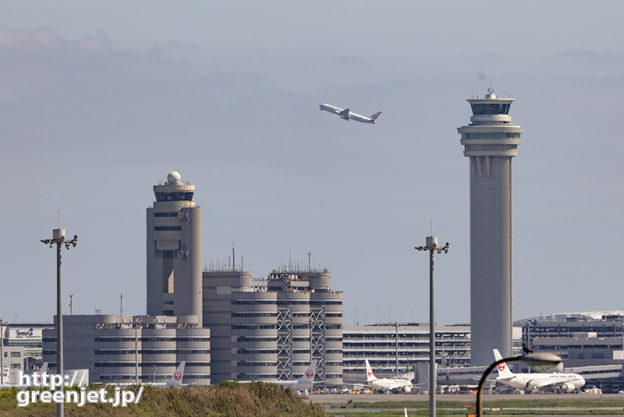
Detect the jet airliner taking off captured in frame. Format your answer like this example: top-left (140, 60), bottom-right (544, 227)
top-left (493, 349), bottom-right (585, 392)
top-left (319, 104), bottom-right (382, 123)
top-left (365, 359), bottom-right (412, 392)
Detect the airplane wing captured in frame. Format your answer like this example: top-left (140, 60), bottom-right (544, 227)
top-left (319, 104), bottom-right (343, 115)
top-left (339, 108), bottom-right (350, 120)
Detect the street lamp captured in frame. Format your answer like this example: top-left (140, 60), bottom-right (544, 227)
top-left (0, 320), bottom-right (5, 386)
top-left (41, 228), bottom-right (77, 417)
top-left (415, 236), bottom-right (449, 417)
top-left (475, 351), bottom-right (562, 417)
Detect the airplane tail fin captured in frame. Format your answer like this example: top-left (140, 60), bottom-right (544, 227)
top-left (370, 111), bottom-right (382, 121)
top-left (34, 362), bottom-right (48, 385)
top-left (492, 349), bottom-right (513, 378)
top-left (166, 361), bottom-right (186, 387)
top-left (298, 360), bottom-right (318, 384)
top-left (365, 359), bottom-right (377, 382)
top-left (38, 362), bottom-right (48, 375)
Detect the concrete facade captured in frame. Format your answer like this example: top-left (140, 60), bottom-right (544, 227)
top-left (458, 89), bottom-right (523, 365)
top-left (203, 268), bottom-right (343, 385)
top-left (1, 345), bottom-right (26, 386)
top-left (342, 324), bottom-right (471, 382)
top-left (42, 315), bottom-right (210, 385)
top-left (202, 270), bottom-right (276, 383)
top-left (146, 171), bottom-right (202, 327)
top-left (518, 312), bottom-right (624, 355)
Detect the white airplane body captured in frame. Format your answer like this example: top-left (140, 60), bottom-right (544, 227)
top-left (493, 349), bottom-right (585, 392)
top-left (113, 361), bottom-right (187, 387)
top-left (319, 104), bottom-right (382, 124)
top-left (365, 359), bottom-right (412, 392)
top-left (265, 360), bottom-right (318, 392)
top-left (150, 361), bottom-right (187, 387)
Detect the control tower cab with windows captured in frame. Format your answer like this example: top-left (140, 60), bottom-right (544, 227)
top-left (458, 89), bottom-right (523, 365)
top-left (147, 171), bottom-right (202, 327)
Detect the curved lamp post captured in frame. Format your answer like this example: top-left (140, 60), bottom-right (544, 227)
top-left (476, 351), bottom-right (562, 417)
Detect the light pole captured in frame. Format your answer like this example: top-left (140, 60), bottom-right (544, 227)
top-left (0, 320), bottom-right (4, 386)
top-left (415, 236), bottom-right (449, 417)
top-left (41, 228), bottom-right (77, 417)
top-left (475, 351), bottom-right (561, 417)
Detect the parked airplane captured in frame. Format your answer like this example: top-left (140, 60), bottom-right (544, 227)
top-left (150, 361), bottom-right (187, 387)
top-left (236, 360), bottom-right (317, 392)
top-left (272, 360), bottom-right (318, 391)
top-left (113, 362), bottom-right (187, 387)
top-left (319, 104), bottom-right (382, 124)
top-left (33, 362), bottom-right (48, 385)
top-left (493, 349), bottom-right (585, 392)
top-left (365, 359), bottom-right (412, 392)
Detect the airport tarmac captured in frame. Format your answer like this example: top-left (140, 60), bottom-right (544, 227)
top-left (309, 393), bottom-right (624, 417)
top-left (307, 392), bottom-right (624, 404)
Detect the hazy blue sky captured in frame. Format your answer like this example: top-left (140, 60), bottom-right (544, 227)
top-left (1, 1), bottom-right (623, 325)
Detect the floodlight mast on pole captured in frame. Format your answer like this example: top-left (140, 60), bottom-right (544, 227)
top-left (41, 228), bottom-right (77, 417)
top-left (415, 236), bottom-right (449, 417)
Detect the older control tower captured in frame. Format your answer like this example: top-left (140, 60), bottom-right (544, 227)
top-left (147, 171), bottom-right (202, 327)
top-left (458, 89), bottom-right (523, 365)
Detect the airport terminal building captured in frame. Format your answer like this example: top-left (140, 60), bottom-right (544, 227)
top-left (203, 268), bottom-right (343, 385)
top-left (342, 324), bottom-right (471, 382)
top-left (42, 315), bottom-right (210, 385)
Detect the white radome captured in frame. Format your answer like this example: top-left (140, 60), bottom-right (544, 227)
top-left (167, 171), bottom-right (182, 184)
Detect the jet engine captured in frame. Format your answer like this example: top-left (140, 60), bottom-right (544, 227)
top-left (561, 382), bottom-right (576, 392)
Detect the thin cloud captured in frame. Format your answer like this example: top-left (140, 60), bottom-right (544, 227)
top-left (0, 26), bottom-right (111, 54)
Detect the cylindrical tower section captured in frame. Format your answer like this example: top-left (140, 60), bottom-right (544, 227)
top-left (175, 327), bottom-right (211, 385)
top-left (457, 89), bottom-right (523, 365)
top-left (276, 291), bottom-right (311, 380)
top-left (308, 270), bottom-right (332, 290)
top-left (310, 289), bottom-right (343, 386)
top-left (141, 326), bottom-right (178, 382)
top-left (232, 291), bottom-right (278, 381)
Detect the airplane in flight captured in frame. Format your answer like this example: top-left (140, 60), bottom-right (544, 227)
top-left (493, 349), bottom-right (585, 392)
top-left (365, 359), bottom-right (412, 392)
top-left (319, 104), bottom-right (382, 124)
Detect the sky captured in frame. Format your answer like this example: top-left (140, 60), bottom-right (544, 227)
top-left (1, 1), bottom-right (623, 326)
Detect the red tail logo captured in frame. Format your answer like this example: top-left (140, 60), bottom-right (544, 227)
top-left (306, 370), bottom-right (314, 378)
top-left (174, 371), bottom-right (182, 380)
top-left (497, 363), bottom-right (506, 372)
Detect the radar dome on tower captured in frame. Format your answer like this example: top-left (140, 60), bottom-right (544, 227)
top-left (167, 171), bottom-right (182, 184)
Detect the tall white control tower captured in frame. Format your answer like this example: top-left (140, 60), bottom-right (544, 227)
top-left (458, 89), bottom-right (523, 365)
top-left (146, 171), bottom-right (202, 327)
